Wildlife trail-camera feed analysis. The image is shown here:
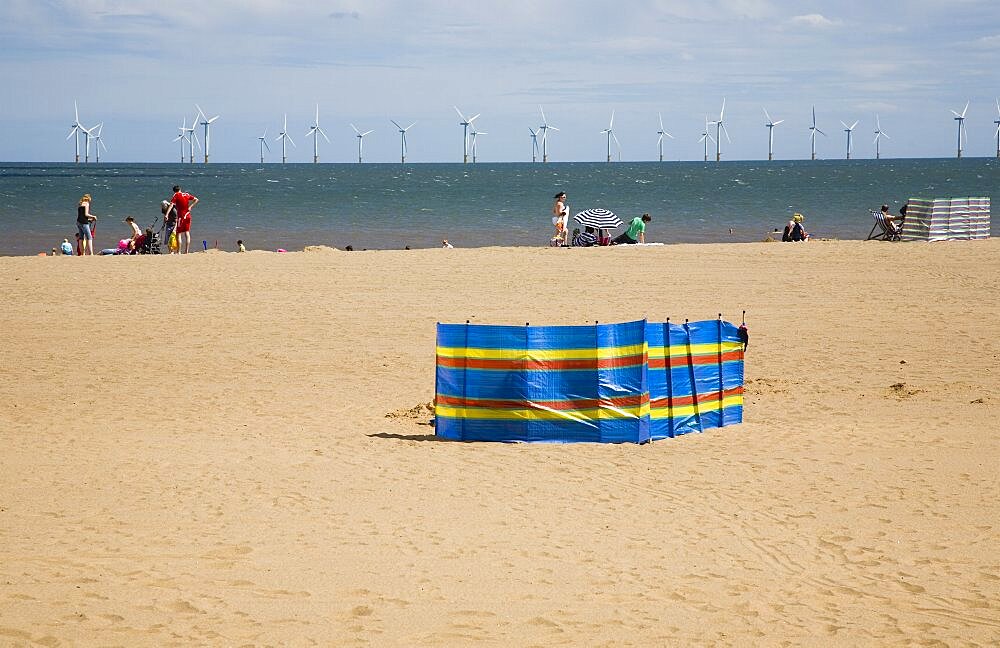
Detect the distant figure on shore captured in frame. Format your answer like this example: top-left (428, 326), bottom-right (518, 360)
top-left (442, 239), bottom-right (454, 248)
top-left (613, 214), bottom-right (651, 245)
top-left (125, 216), bottom-right (141, 243)
top-left (161, 200), bottom-right (178, 254)
top-left (169, 185), bottom-right (199, 254)
top-left (881, 204), bottom-right (902, 235)
top-left (572, 226), bottom-right (598, 247)
top-left (60, 238), bottom-right (73, 256)
top-left (552, 191), bottom-right (569, 246)
top-left (237, 239), bottom-right (246, 253)
top-left (76, 194), bottom-right (98, 256)
top-left (782, 213), bottom-right (810, 242)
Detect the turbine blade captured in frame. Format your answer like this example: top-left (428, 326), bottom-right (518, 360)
top-left (763, 107), bottom-right (772, 123)
top-left (362, 130), bottom-right (374, 136)
top-left (390, 119), bottom-right (403, 130)
top-left (468, 113), bottom-right (480, 122)
top-left (722, 123), bottom-right (731, 143)
top-left (351, 123), bottom-right (361, 135)
top-left (851, 120), bottom-right (859, 130)
top-left (405, 122), bottom-right (416, 130)
top-left (659, 112), bottom-right (665, 131)
top-left (773, 120), bottom-right (784, 125)
top-left (720, 97), bottom-right (726, 120)
top-left (961, 101), bottom-right (969, 118)
top-left (320, 128), bottom-right (330, 143)
top-left (195, 104), bottom-right (207, 121)
top-left (454, 106), bottom-right (465, 120)
top-left (263, 140), bottom-right (270, 151)
top-left (665, 132), bottom-right (674, 139)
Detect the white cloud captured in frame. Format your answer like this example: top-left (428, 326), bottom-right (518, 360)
top-left (788, 13), bottom-right (840, 28)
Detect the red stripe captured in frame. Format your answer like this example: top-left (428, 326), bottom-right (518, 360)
top-left (648, 350), bottom-right (743, 369)
top-left (436, 394), bottom-right (649, 410)
top-left (650, 386), bottom-right (743, 408)
top-left (437, 354), bottom-right (647, 371)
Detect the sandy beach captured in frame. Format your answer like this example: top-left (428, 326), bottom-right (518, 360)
top-left (1, 239), bottom-right (998, 646)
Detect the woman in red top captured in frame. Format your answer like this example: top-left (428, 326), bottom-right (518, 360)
top-left (170, 184), bottom-right (199, 254)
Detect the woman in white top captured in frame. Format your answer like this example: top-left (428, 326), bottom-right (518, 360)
top-left (551, 191), bottom-right (569, 245)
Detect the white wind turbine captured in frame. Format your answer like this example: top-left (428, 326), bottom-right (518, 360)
top-left (351, 124), bottom-right (374, 163)
top-left (994, 98), bottom-right (1000, 158)
top-left (257, 128), bottom-right (270, 164)
top-left (195, 104), bottom-right (220, 164)
top-left (454, 106), bottom-right (480, 164)
top-left (172, 118), bottom-right (188, 162)
top-left (275, 114), bottom-right (295, 164)
top-left (92, 123), bottom-right (107, 163)
top-left (306, 104), bottom-right (330, 163)
top-left (656, 113), bottom-right (674, 162)
top-left (764, 108), bottom-right (783, 160)
top-left (538, 106), bottom-right (559, 163)
top-left (601, 111), bottom-right (620, 162)
top-left (470, 125), bottom-right (487, 163)
top-left (390, 119), bottom-right (415, 164)
top-left (809, 106), bottom-right (826, 160)
top-left (81, 123), bottom-right (96, 164)
top-left (873, 114), bottom-right (889, 160)
top-left (950, 101), bottom-right (971, 158)
top-left (172, 117), bottom-right (198, 163)
top-left (841, 119), bottom-right (859, 159)
top-left (67, 101), bottom-right (84, 163)
top-left (699, 116), bottom-right (716, 162)
top-left (529, 127), bottom-right (539, 163)
top-left (710, 98), bottom-right (731, 162)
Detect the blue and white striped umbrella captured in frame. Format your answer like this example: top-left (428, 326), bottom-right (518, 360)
top-left (573, 208), bottom-right (622, 230)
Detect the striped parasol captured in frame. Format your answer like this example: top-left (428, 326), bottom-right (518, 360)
top-left (573, 208), bottom-right (622, 230)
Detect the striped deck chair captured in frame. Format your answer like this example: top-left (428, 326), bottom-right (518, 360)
top-left (866, 209), bottom-right (900, 241)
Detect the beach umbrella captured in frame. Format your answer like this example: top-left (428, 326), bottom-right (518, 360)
top-left (573, 208), bottom-right (622, 230)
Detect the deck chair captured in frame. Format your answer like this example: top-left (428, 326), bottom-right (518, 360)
top-left (866, 210), bottom-right (901, 241)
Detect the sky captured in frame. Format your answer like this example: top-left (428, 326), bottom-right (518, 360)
top-left (1, 0), bottom-right (999, 163)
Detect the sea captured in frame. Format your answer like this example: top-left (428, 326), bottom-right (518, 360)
top-left (0, 159), bottom-right (996, 255)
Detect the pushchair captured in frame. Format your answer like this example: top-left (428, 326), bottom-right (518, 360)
top-left (138, 225), bottom-right (162, 254)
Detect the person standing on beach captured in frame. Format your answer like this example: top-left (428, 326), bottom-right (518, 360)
top-left (76, 194), bottom-right (98, 255)
top-left (169, 185), bottom-right (198, 254)
top-left (612, 213), bottom-right (650, 245)
top-left (161, 200), bottom-right (178, 254)
top-left (552, 191), bottom-right (569, 245)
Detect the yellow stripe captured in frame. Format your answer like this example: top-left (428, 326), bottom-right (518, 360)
top-left (436, 402), bottom-right (651, 421)
top-left (649, 395), bottom-right (743, 419)
top-left (647, 341), bottom-right (743, 358)
top-left (436, 342), bottom-right (647, 360)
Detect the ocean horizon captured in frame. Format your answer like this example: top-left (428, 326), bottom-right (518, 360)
top-left (1, 158), bottom-right (996, 256)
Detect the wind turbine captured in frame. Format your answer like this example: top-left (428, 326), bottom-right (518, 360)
top-left (538, 106), bottom-right (559, 162)
top-left (951, 101), bottom-right (969, 158)
top-left (764, 108), bottom-right (783, 160)
top-left (257, 129), bottom-right (270, 164)
top-left (601, 111), bottom-right (619, 162)
top-left (305, 104), bottom-right (330, 163)
top-left (469, 126), bottom-right (487, 163)
top-left (67, 101), bottom-right (84, 163)
top-left (92, 123), bottom-right (107, 163)
top-left (390, 119), bottom-right (415, 164)
top-left (81, 123), bottom-right (96, 164)
top-left (275, 114), bottom-right (295, 164)
top-left (809, 106), bottom-right (826, 160)
top-left (994, 98), bottom-right (1000, 158)
top-left (710, 98), bottom-right (731, 162)
top-left (656, 113), bottom-right (674, 162)
top-left (172, 118), bottom-right (189, 162)
top-left (529, 127), bottom-right (539, 163)
top-left (873, 114), bottom-right (889, 160)
top-left (841, 120), bottom-right (859, 159)
top-left (454, 106), bottom-right (480, 164)
top-left (195, 104), bottom-right (220, 164)
top-left (350, 124), bottom-right (374, 163)
top-left (699, 116), bottom-right (716, 162)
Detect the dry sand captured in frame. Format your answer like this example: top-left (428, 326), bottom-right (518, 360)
top-left (1, 239), bottom-right (998, 646)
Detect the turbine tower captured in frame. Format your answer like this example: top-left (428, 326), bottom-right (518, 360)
top-left (809, 106), bottom-right (826, 160)
top-left (67, 101), bottom-right (84, 164)
top-left (92, 123), bottom-right (106, 164)
top-left (173, 118), bottom-right (189, 163)
top-left (994, 98), bottom-right (1000, 158)
top-left (454, 106), bottom-right (480, 164)
top-left (305, 104), bottom-right (330, 164)
top-left (195, 104), bottom-right (220, 164)
top-left (257, 129), bottom-right (270, 164)
top-left (529, 127), bottom-right (539, 163)
top-left (873, 114), bottom-right (889, 160)
top-left (390, 119), bottom-right (415, 164)
top-left (950, 101), bottom-right (969, 158)
top-left (699, 117), bottom-right (716, 162)
top-left (764, 108), bottom-right (783, 161)
top-left (656, 113), bottom-right (674, 162)
top-left (711, 98), bottom-right (731, 162)
top-left (601, 111), bottom-right (619, 163)
top-left (350, 124), bottom-right (374, 163)
top-left (469, 126), bottom-right (487, 163)
top-left (841, 120), bottom-right (859, 159)
top-left (275, 114), bottom-right (295, 164)
top-left (538, 106), bottom-right (559, 162)
top-left (81, 123), bottom-right (96, 164)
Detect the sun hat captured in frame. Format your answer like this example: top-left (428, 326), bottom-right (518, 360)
top-left (793, 213), bottom-right (804, 223)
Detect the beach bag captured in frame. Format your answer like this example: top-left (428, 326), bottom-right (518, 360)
top-left (168, 231), bottom-right (178, 252)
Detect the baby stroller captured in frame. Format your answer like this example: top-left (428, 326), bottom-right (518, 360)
top-left (138, 225), bottom-right (161, 255)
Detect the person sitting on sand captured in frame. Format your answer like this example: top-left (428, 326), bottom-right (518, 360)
top-left (572, 227), bottom-right (598, 247)
top-left (782, 213), bottom-right (810, 242)
top-left (442, 239), bottom-right (454, 248)
top-left (60, 238), bottom-right (73, 256)
top-left (237, 239), bottom-right (246, 253)
top-left (612, 214), bottom-right (651, 245)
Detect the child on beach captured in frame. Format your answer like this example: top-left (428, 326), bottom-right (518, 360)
top-left (60, 238), bottom-right (73, 256)
top-left (237, 240), bottom-right (246, 253)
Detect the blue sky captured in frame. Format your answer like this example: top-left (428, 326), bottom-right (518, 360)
top-left (1, 0), bottom-right (998, 163)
